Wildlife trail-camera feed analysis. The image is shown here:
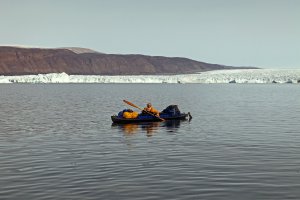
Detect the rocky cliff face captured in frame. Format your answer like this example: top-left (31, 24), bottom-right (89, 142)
top-left (0, 46), bottom-right (253, 75)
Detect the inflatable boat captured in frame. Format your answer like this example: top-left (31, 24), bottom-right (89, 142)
top-left (111, 112), bottom-right (190, 124)
top-left (111, 105), bottom-right (191, 124)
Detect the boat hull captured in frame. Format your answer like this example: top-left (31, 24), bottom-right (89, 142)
top-left (111, 113), bottom-right (189, 124)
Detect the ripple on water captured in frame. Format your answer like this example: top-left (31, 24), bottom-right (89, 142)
top-left (1, 84), bottom-right (300, 199)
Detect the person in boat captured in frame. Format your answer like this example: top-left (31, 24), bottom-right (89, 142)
top-left (144, 103), bottom-right (160, 117)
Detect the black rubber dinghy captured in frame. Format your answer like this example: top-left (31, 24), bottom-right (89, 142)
top-left (111, 113), bottom-right (189, 124)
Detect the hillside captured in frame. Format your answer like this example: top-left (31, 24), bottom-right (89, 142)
top-left (0, 46), bottom-right (256, 75)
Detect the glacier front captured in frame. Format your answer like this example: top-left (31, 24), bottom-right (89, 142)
top-left (0, 69), bottom-right (300, 84)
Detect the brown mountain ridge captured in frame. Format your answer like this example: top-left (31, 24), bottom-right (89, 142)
top-left (0, 46), bottom-right (256, 75)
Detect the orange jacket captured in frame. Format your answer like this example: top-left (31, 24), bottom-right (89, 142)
top-left (144, 107), bottom-right (159, 115)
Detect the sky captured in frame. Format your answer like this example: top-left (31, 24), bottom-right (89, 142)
top-left (0, 0), bottom-right (299, 68)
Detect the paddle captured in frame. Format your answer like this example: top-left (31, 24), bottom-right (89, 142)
top-left (123, 100), bottom-right (165, 121)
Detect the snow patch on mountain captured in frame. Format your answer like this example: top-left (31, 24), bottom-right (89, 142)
top-left (61, 47), bottom-right (102, 54)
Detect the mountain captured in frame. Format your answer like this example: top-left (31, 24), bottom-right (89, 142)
top-left (0, 46), bottom-right (256, 75)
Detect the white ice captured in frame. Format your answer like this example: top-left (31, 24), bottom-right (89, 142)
top-left (0, 69), bottom-right (300, 84)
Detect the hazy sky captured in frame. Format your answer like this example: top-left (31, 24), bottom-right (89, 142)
top-left (0, 0), bottom-right (299, 68)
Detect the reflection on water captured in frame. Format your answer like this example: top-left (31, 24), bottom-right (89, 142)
top-left (112, 119), bottom-right (186, 137)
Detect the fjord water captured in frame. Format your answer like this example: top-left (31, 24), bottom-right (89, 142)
top-left (1, 84), bottom-right (300, 200)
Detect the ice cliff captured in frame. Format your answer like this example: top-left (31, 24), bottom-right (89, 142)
top-left (0, 69), bottom-right (299, 84)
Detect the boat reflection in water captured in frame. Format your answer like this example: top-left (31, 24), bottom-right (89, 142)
top-left (112, 119), bottom-right (187, 137)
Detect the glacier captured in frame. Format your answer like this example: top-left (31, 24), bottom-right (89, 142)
top-left (0, 69), bottom-right (300, 84)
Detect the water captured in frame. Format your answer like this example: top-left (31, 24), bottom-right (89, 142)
top-left (1, 84), bottom-right (300, 200)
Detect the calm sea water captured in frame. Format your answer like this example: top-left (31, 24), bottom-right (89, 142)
top-left (1, 84), bottom-right (300, 200)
